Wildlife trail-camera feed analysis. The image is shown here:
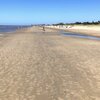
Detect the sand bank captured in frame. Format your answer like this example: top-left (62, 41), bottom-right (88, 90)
top-left (46, 25), bottom-right (100, 37)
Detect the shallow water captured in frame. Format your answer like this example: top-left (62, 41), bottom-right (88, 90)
top-left (61, 31), bottom-right (100, 41)
top-left (0, 25), bottom-right (30, 33)
top-left (0, 26), bottom-right (18, 33)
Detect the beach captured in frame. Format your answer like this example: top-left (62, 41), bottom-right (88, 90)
top-left (0, 27), bottom-right (100, 100)
top-left (46, 25), bottom-right (100, 37)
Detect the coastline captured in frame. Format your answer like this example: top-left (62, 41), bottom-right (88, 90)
top-left (46, 25), bottom-right (100, 37)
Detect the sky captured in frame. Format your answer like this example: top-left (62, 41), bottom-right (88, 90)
top-left (0, 0), bottom-right (100, 25)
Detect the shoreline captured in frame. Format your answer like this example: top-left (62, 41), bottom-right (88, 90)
top-left (45, 25), bottom-right (100, 37)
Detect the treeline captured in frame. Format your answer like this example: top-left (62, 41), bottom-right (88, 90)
top-left (53, 21), bottom-right (100, 25)
top-left (73, 21), bottom-right (100, 25)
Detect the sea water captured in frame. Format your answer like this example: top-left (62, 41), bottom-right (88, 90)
top-left (0, 25), bottom-right (29, 33)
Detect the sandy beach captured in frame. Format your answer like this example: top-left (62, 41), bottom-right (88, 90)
top-left (0, 27), bottom-right (100, 100)
top-left (46, 25), bottom-right (100, 37)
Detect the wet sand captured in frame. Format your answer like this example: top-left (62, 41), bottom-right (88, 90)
top-left (0, 27), bottom-right (100, 100)
top-left (46, 25), bottom-right (100, 37)
top-left (65, 29), bottom-right (100, 37)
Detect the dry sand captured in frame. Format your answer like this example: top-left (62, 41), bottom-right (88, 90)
top-left (0, 27), bottom-right (100, 100)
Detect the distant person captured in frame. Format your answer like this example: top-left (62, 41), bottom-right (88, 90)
top-left (43, 26), bottom-right (45, 31)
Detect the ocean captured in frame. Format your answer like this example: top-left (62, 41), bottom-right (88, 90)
top-left (0, 25), bottom-right (30, 33)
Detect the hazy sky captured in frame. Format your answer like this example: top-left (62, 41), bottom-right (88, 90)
top-left (0, 0), bottom-right (100, 25)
